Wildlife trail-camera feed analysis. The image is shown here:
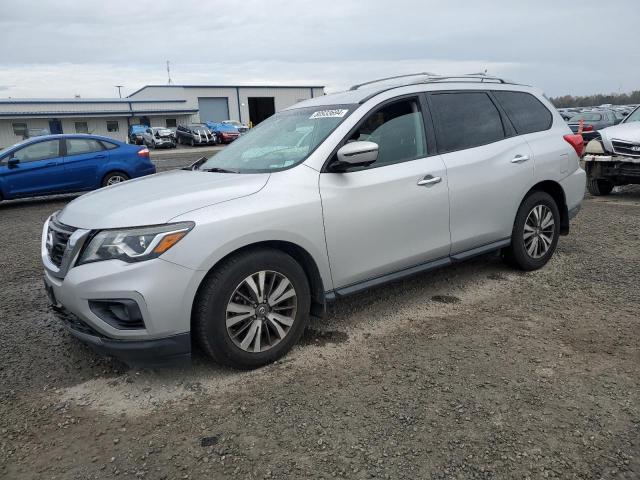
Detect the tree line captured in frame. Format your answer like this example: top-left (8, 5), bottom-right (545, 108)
top-left (550, 90), bottom-right (640, 108)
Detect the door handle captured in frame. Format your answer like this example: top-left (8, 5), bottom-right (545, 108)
top-left (511, 154), bottom-right (530, 164)
top-left (91, 154), bottom-right (106, 159)
top-left (417, 175), bottom-right (442, 186)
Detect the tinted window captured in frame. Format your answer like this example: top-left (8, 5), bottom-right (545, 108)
top-left (12, 140), bottom-right (60, 163)
top-left (347, 98), bottom-right (427, 167)
top-left (493, 91), bottom-right (552, 134)
top-left (430, 92), bottom-right (504, 152)
top-left (106, 121), bottom-right (119, 132)
top-left (100, 141), bottom-right (119, 150)
top-left (66, 139), bottom-right (104, 155)
top-left (75, 122), bottom-right (89, 134)
top-left (165, 118), bottom-right (177, 128)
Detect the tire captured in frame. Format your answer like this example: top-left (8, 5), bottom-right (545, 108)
top-left (193, 248), bottom-right (311, 369)
top-left (587, 177), bottom-right (614, 196)
top-left (502, 191), bottom-right (560, 271)
top-left (102, 171), bottom-right (130, 187)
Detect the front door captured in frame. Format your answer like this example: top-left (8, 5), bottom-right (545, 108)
top-left (0, 139), bottom-right (65, 197)
top-left (48, 119), bottom-right (63, 134)
top-left (320, 97), bottom-right (451, 289)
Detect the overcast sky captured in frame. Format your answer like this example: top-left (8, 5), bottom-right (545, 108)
top-left (0, 0), bottom-right (638, 99)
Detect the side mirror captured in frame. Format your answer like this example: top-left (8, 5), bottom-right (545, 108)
top-left (331, 141), bottom-right (378, 171)
top-left (7, 157), bottom-right (19, 168)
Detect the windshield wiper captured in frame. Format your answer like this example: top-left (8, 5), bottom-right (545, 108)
top-left (201, 167), bottom-right (239, 173)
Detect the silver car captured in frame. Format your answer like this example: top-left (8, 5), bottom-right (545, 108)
top-left (141, 127), bottom-right (176, 149)
top-left (42, 74), bottom-right (586, 369)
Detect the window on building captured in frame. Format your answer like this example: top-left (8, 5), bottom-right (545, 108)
top-left (106, 121), bottom-right (119, 132)
top-left (12, 123), bottom-right (28, 137)
top-left (165, 118), bottom-right (177, 128)
top-left (492, 91), bottom-right (552, 135)
top-left (66, 139), bottom-right (105, 156)
top-left (346, 98), bottom-right (427, 168)
top-left (75, 122), bottom-right (89, 134)
top-left (430, 92), bottom-right (505, 153)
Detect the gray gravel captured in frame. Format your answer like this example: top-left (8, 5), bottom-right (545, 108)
top-left (0, 186), bottom-right (638, 479)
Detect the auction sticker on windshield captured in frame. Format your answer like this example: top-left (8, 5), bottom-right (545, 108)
top-left (309, 109), bottom-right (349, 119)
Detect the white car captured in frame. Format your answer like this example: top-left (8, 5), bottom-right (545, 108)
top-left (141, 127), bottom-right (176, 149)
top-left (42, 74), bottom-right (586, 369)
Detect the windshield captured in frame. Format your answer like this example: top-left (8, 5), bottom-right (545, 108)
top-left (569, 113), bottom-right (602, 122)
top-left (199, 105), bottom-right (355, 173)
top-left (623, 107), bottom-right (640, 123)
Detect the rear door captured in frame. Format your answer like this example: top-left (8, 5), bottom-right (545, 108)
top-left (63, 138), bottom-right (110, 190)
top-left (0, 139), bottom-right (65, 197)
top-left (428, 91), bottom-right (534, 254)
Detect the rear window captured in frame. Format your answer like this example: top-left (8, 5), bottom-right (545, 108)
top-left (569, 113), bottom-right (602, 122)
top-left (493, 91), bottom-right (552, 134)
top-left (430, 92), bottom-right (505, 153)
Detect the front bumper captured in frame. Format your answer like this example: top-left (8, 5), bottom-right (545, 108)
top-left (51, 303), bottom-right (190, 367)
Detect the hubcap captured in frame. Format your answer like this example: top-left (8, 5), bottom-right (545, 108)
top-left (225, 270), bottom-right (297, 353)
top-left (107, 175), bottom-right (125, 185)
top-left (524, 204), bottom-right (555, 259)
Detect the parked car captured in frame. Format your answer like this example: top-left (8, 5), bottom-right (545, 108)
top-left (42, 74), bottom-right (585, 369)
top-left (142, 127), bottom-right (177, 149)
top-left (205, 122), bottom-right (240, 143)
top-left (221, 120), bottom-right (249, 134)
top-left (567, 111), bottom-right (617, 141)
top-left (0, 134), bottom-right (155, 201)
top-left (583, 105), bottom-right (640, 195)
top-left (128, 125), bottom-right (148, 145)
top-left (176, 124), bottom-right (217, 146)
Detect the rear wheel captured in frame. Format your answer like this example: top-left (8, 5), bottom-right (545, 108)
top-left (193, 248), bottom-right (310, 369)
top-left (587, 177), bottom-right (614, 196)
top-left (503, 191), bottom-right (560, 271)
top-left (102, 171), bottom-right (130, 187)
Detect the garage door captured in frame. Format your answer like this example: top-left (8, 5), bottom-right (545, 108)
top-left (198, 97), bottom-right (230, 123)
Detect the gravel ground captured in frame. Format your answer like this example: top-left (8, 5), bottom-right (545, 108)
top-left (0, 185), bottom-right (638, 479)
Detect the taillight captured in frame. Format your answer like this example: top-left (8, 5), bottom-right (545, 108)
top-left (563, 134), bottom-right (584, 157)
top-left (138, 148), bottom-right (150, 158)
top-left (583, 125), bottom-right (594, 132)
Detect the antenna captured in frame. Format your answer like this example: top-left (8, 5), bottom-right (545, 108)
top-left (166, 60), bottom-right (173, 85)
top-left (115, 85), bottom-right (123, 98)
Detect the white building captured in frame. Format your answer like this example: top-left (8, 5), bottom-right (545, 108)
top-left (0, 84), bottom-right (325, 149)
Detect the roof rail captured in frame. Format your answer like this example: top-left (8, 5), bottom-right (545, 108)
top-left (349, 72), bottom-right (437, 90)
top-left (418, 74), bottom-right (510, 84)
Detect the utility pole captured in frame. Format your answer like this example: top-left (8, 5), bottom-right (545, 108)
top-left (166, 61), bottom-right (173, 85)
top-left (115, 85), bottom-right (123, 98)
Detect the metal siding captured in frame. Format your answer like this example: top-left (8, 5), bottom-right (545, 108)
top-left (197, 98), bottom-right (230, 123)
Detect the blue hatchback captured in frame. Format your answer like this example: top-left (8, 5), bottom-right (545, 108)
top-left (0, 134), bottom-right (156, 201)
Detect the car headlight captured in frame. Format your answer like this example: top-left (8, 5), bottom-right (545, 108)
top-left (77, 222), bottom-right (194, 265)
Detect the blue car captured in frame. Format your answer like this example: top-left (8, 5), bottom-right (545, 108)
top-left (0, 134), bottom-right (156, 201)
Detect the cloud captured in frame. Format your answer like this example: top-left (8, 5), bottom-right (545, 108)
top-left (0, 0), bottom-right (638, 98)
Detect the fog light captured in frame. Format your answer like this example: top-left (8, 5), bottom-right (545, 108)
top-left (89, 299), bottom-right (145, 330)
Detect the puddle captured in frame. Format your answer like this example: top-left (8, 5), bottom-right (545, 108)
top-left (300, 328), bottom-right (349, 346)
top-left (431, 295), bottom-right (461, 304)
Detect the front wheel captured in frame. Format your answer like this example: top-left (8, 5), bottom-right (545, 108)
top-left (193, 248), bottom-right (310, 369)
top-left (190, 138), bottom-right (195, 147)
top-left (587, 177), bottom-right (614, 196)
top-left (503, 191), bottom-right (560, 271)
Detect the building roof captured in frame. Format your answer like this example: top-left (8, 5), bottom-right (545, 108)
top-left (127, 84), bottom-right (325, 97)
top-left (0, 98), bottom-right (187, 104)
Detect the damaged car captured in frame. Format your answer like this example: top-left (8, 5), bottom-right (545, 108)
top-left (583, 106), bottom-right (640, 195)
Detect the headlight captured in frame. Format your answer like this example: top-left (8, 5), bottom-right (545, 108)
top-left (77, 222), bottom-right (194, 265)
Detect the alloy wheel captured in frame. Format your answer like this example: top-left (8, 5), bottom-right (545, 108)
top-left (106, 175), bottom-right (126, 185)
top-left (523, 204), bottom-right (555, 259)
top-left (225, 270), bottom-right (297, 353)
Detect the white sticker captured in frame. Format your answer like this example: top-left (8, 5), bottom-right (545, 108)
top-left (309, 109), bottom-right (349, 119)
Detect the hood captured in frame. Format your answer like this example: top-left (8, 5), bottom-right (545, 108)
top-left (599, 122), bottom-right (640, 151)
top-left (58, 170), bottom-right (270, 229)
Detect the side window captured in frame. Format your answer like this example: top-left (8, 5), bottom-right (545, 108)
top-left (100, 141), bottom-right (119, 150)
top-left (347, 98), bottom-right (427, 167)
top-left (106, 121), bottom-right (119, 132)
top-left (12, 122), bottom-right (28, 137)
top-left (493, 91), bottom-right (552, 134)
top-left (12, 140), bottom-right (60, 163)
top-left (75, 122), bottom-right (89, 134)
top-left (430, 92), bottom-right (504, 153)
top-left (165, 118), bottom-right (177, 128)
top-left (66, 139), bottom-right (104, 156)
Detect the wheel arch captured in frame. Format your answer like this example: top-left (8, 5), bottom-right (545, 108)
top-left (526, 180), bottom-right (569, 235)
top-left (191, 240), bottom-right (327, 332)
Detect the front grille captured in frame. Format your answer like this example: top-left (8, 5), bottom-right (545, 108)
top-left (47, 219), bottom-right (77, 268)
top-left (612, 140), bottom-right (640, 158)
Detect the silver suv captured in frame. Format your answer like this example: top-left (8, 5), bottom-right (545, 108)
top-left (42, 74), bottom-right (586, 369)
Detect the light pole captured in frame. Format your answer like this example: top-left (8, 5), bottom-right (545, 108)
top-left (115, 85), bottom-right (123, 98)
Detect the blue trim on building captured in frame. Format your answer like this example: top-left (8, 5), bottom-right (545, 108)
top-left (0, 109), bottom-right (198, 118)
top-left (235, 87), bottom-right (242, 123)
top-left (0, 99), bottom-right (187, 105)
